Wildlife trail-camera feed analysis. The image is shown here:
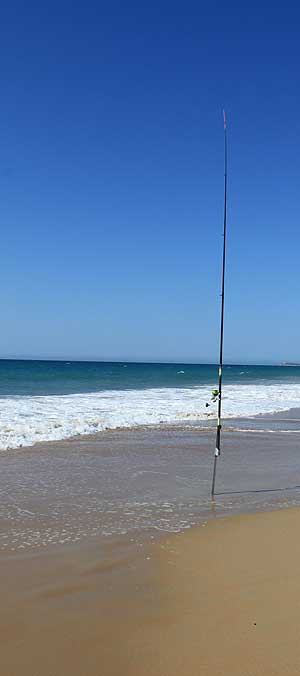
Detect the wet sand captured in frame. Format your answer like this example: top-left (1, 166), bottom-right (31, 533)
top-left (2, 411), bottom-right (300, 552)
top-left (2, 507), bottom-right (300, 675)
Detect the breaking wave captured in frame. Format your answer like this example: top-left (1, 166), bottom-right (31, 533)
top-left (1, 382), bottom-right (300, 450)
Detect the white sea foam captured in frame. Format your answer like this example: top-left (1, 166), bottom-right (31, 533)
top-left (0, 382), bottom-right (300, 450)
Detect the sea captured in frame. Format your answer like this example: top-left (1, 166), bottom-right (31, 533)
top-left (0, 359), bottom-right (300, 451)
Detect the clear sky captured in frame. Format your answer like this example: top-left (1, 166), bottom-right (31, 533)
top-left (1, 1), bottom-right (299, 363)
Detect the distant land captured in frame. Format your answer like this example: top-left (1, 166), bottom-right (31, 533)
top-left (280, 362), bottom-right (300, 366)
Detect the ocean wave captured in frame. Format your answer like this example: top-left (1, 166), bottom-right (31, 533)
top-left (0, 382), bottom-right (300, 450)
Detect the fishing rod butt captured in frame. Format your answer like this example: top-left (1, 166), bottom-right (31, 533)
top-left (211, 451), bottom-right (219, 499)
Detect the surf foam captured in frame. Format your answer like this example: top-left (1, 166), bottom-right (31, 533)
top-left (0, 383), bottom-right (299, 450)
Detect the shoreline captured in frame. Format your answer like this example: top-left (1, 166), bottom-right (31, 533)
top-left (2, 411), bottom-right (300, 673)
top-left (2, 506), bottom-right (300, 675)
top-left (2, 412), bottom-right (300, 673)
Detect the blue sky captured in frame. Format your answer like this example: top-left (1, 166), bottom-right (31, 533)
top-left (1, 1), bottom-right (300, 363)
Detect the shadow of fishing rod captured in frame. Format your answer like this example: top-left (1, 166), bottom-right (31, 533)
top-left (215, 485), bottom-right (300, 496)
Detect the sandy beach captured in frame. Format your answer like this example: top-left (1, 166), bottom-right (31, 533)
top-left (1, 418), bottom-right (300, 675)
top-left (2, 505), bottom-right (300, 675)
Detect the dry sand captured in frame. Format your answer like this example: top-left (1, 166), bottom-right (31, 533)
top-left (2, 506), bottom-right (300, 675)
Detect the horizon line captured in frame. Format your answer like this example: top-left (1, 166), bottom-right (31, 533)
top-left (0, 357), bottom-right (292, 367)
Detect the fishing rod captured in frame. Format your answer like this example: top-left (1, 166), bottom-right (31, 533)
top-left (211, 110), bottom-right (228, 498)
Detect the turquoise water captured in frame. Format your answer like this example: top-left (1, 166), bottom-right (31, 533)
top-left (0, 359), bottom-right (298, 396)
